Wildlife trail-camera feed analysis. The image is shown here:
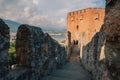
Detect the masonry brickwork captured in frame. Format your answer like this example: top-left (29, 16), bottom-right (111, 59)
top-left (67, 8), bottom-right (105, 46)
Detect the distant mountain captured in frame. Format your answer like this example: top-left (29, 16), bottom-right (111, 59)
top-left (4, 19), bottom-right (20, 33)
top-left (3, 19), bottom-right (66, 33)
top-left (43, 28), bottom-right (66, 33)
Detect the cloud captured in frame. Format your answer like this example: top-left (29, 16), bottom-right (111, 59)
top-left (0, 0), bottom-right (105, 30)
top-left (32, 0), bottom-right (39, 5)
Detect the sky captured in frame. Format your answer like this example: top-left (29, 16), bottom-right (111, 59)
top-left (0, 0), bottom-right (105, 30)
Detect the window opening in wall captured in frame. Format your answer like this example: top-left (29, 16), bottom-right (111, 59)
top-left (76, 25), bottom-right (79, 31)
top-left (76, 40), bottom-right (78, 45)
top-left (95, 13), bottom-right (99, 20)
top-left (73, 40), bottom-right (75, 45)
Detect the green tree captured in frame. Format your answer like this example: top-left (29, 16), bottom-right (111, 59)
top-left (8, 42), bottom-right (16, 66)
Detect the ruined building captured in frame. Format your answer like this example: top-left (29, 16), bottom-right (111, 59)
top-left (66, 8), bottom-right (105, 46)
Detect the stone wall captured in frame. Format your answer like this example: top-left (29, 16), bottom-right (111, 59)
top-left (67, 8), bottom-right (105, 45)
top-left (104, 0), bottom-right (120, 79)
top-left (7, 24), bottom-right (66, 80)
top-left (0, 20), bottom-right (66, 80)
top-left (81, 26), bottom-right (110, 80)
top-left (0, 19), bottom-right (9, 79)
top-left (81, 0), bottom-right (120, 80)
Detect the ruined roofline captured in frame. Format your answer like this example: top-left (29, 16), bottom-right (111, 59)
top-left (67, 8), bottom-right (105, 16)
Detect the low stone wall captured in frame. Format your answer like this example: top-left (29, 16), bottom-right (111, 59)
top-left (7, 24), bottom-right (66, 80)
top-left (0, 19), bottom-right (10, 79)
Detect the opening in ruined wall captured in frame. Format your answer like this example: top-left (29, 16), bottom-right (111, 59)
top-left (9, 33), bottom-right (17, 69)
top-left (76, 40), bottom-right (78, 45)
top-left (73, 40), bottom-right (78, 45)
top-left (8, 42), bottom-right (17, 69)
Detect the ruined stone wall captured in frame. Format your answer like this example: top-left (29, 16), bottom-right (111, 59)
top-left (0, 19), bottom-right (9, 79)
top-left (0, 20), bottom-right (66, 80)
top-left (82, 26), bottom-right (108, 80)
top-left (81, 0), bottom-right (120, 80)
top-left (7, 24), bottom-right (66, 80)
top-left (67, 8), bottom-right (105, 45)
top-left (104, 0), bottom-right (120, 79)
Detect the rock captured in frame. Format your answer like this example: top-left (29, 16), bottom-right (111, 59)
top-left (6, 24), bottom-right (67, 80)
top-left (81, 0), bottom-right (120, 80)
top-left (0, 19), bottom-right (10, 78)
top-left (81, 26), bottom-right (108, 80)
top-left (104, 0), bottom-right (120, 79)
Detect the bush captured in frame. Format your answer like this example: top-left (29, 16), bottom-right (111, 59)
top-left (8, 42), bottom-right (16, 66)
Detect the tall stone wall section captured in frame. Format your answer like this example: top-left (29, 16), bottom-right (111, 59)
top-left (81, 0), bottom-right (120, 80)
top-left (0, 19), bottom-right (9, 79)
top-left (81, 26), bottom-right (108, 80)
top-left (67, 8), bottom-right (105, 45)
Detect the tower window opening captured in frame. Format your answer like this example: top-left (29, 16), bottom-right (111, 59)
top-left (76, 25), bottom-right (79, 31)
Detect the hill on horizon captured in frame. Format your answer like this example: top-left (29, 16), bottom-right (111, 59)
top-left (3, 19), bottom-right (66, 33)
top-left (4, 19), bottom-right (20, 33)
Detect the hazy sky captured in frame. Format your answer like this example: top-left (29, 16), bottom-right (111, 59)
top-left (0, 0), bottom-right (105, 29)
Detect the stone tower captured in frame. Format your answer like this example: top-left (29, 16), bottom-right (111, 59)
top-left (66, 8), bottom-right (105, 47)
